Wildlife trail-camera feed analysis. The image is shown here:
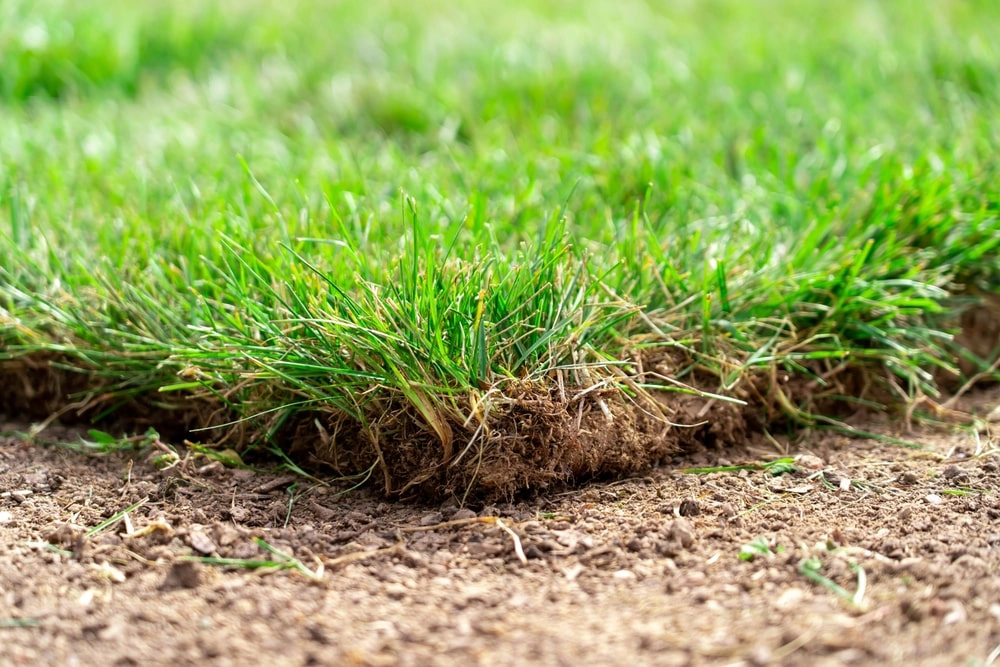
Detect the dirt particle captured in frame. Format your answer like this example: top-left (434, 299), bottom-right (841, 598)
top-left (901, 598), bottom-right (925, 621)
top-left (795, 454), bottom-right (825, 470)
top-left (253, 475), bottom-right (299, 494)
top-left (465, 541), bottom-right (506, 557)
top-left (747, 645), bottom-right (773, 667)
top-left (307, 625), bottom-right (331, 645)
top-left (186, 529), bottom-right (217, 555)
top-left (942, 465), bottom-right (963, 479)
top-left (775, 587), bottom-right (805, 610)
top-left (898, 471), bottom-right (919, 485)
top-left (8, 489), bottom-right (31, 503)
top-left (943, 601), bottom-right (968, 625)
top-left (385, 583), bottom-right (408, 600)
top-left (718, 502), bottom-right (737, 519)
top-left (419, 512), bottom-right (444, 526)
top-left (307, 500), bottom-right (336, 521)
top-left (160, 560), bottom-right (203, 590)
top-left (226, 505), bottom-right (250, 523)
top-left (668, 519), bottom-right (695, 549)
top-left (231, 540), bottom-right (260, 560)
top-left (211, 523), bottom-right (242, 548)
top-left (450, 508), bottom-right (477, 521)
top-left (43, 523), bottom-right (84, 556)
top-left (834, 648), bottom-right (869, 664)
top-left (678, 498), bottom-right (700, 516)
top-left (522, 544), bottom-right (546, 559)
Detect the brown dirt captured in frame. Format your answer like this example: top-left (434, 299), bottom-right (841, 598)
top-left (3, 391), bottom-right (999, 666)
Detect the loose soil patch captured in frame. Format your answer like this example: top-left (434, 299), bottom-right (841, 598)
top-left (2, 397), bottom-right (999, 666)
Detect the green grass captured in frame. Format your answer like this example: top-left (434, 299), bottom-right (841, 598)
top-left (1, 0), bottom-right (998, 495)
top-left (738, 537), bottom-right (778, 562)
top-left (190, 538), bottom-right (322, 581)
top-left (85, 498), bottom-right (148, 538)
top-left (683, 458), bottom-right (797, 476)
top-left (799, 556), bottom-right (868, 609)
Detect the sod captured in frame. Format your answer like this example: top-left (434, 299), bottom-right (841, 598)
top-left (1, 0), bottom-right (998, 498)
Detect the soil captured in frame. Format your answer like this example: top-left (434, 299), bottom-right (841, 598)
top-left (2, 390), bottom-right (999, 667)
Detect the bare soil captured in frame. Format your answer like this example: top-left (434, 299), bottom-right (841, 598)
top-left (2, 392), bottom-right (999, 667)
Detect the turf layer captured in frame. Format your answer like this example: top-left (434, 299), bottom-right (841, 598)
top-left (2, 0), bottom-right (999, 496)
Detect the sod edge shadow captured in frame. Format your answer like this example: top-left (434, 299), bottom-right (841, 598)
top-left (0, 353), bottom-right (240, 445)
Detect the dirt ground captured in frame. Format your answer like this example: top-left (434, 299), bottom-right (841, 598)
top-left (2, 394), bottom-right (999, 667)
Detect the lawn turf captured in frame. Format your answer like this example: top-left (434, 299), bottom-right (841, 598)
top-left (1, 0), bottom-right (999, 496)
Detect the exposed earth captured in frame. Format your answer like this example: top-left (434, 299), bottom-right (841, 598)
top-left (2, 393), bottom-right (999, 666)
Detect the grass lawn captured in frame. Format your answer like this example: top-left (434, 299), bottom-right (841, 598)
top-left (1, 0), bottom-right (998, 496)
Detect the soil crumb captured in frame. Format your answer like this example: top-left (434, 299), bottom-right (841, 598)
top-left (2, 395), bottom-right (999, 666)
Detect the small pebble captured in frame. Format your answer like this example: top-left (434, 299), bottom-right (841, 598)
top-left (925, 494), bottom-right (943, 505)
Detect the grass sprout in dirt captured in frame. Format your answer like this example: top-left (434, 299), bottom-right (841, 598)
top-left (2, 0), bottom-right (1000, 497)
top-left (190, 537), bottom-right (324, 582)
